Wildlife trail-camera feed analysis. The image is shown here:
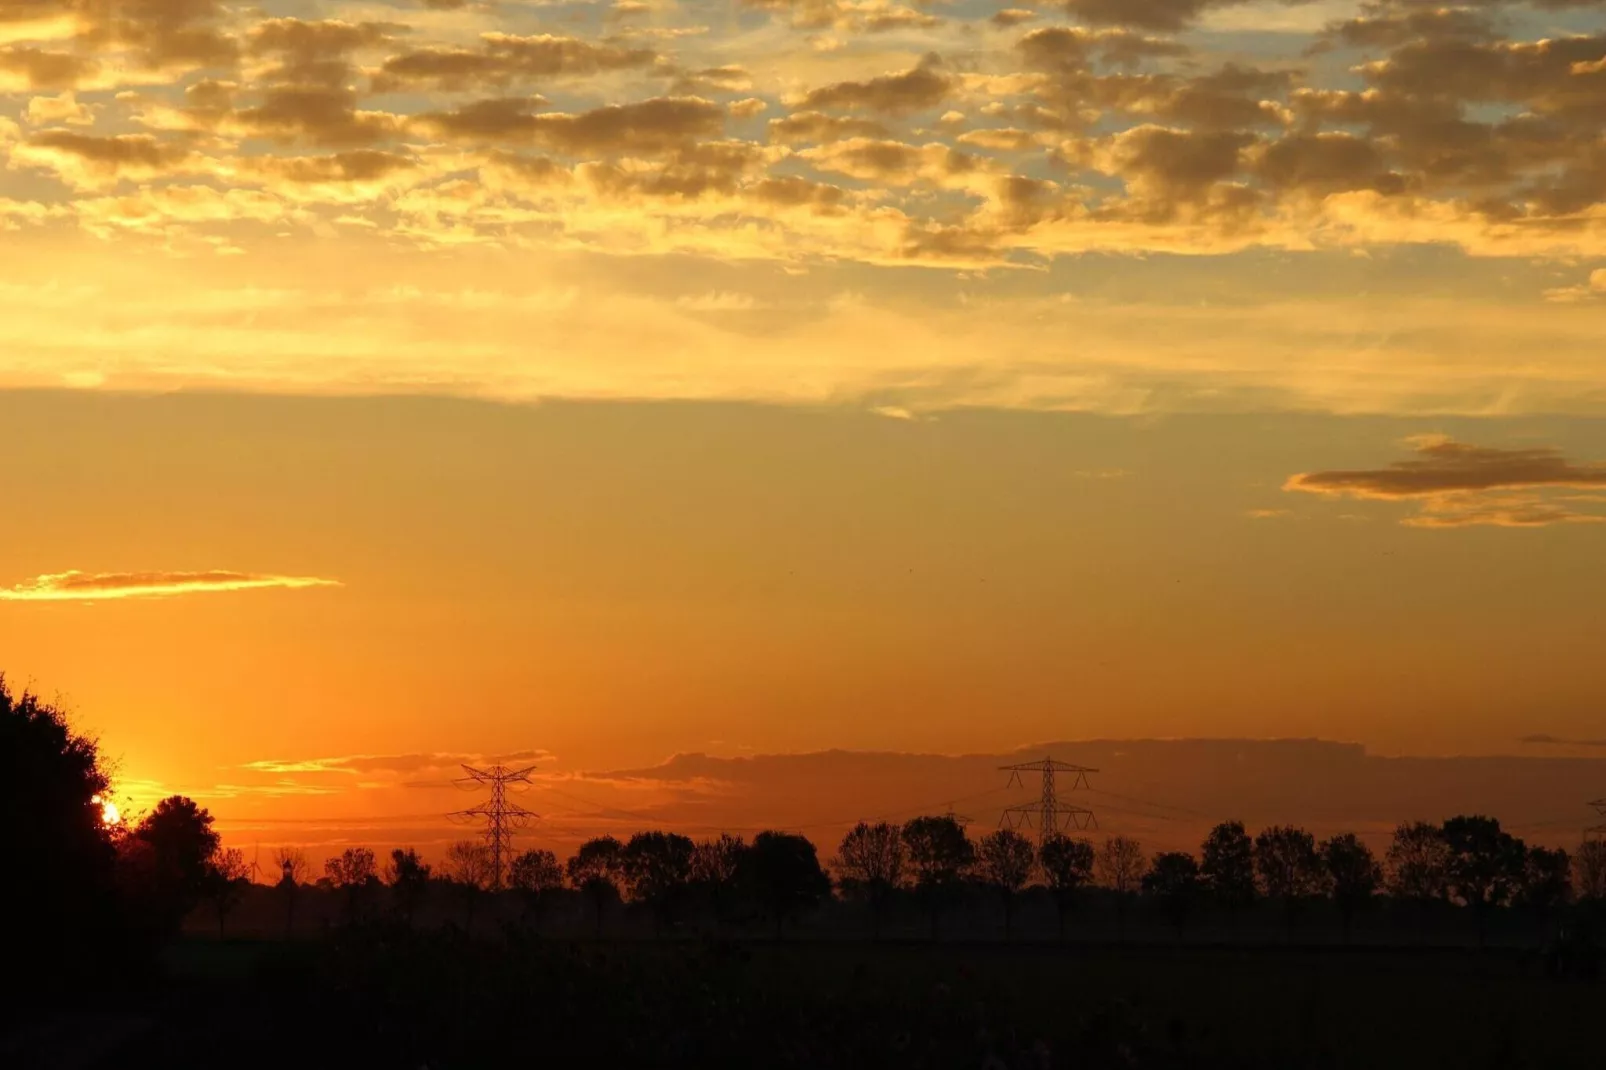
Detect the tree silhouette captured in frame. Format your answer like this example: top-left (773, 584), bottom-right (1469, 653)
top-left (1096, 835), bottom-right (1146, 942)
top-left (445, 840), bottom-right (493, 933)
top-left (1320, 833), bottom-right (1380, 944)
top-left (132, 795), bottom-right (221, 930)
top-left (567, 836), bottom-right (625, 937)
top-left (622, 831), bottom-right (696, 934)
top-left (272, 846), bottom-right (308, 938)
top-left (1440, 815), bottom-right (1526, 944)
top-left (205, 847), bottom-right (250, 939)
top-left (385, 847), bottom-right (432, 928)
top-left (325, 846), bottom-right (378, 925)
top-left (1386, 822), bottom-right (1449, 901)
top-left (690, 833), bottom-right (746, 931)
top-left (509, 848), bottom-right (563, 934)
top-left (834, 821), bottom-right (906, 939)
top-left (901, 815), bottom-right (975, 939)
top-left (1038, 835), bottom-right (1095, 940)
top-left (976, 829), bottom-right (1034, 939)
top-left (1200, 821), bottom-right (1256, 935)
top-left (737, 831), bottom-right (830, 939)
top-left (1254, 825), bottom-right (1326, 938)
top-left (1143, 851), bottom-right (1201, 943)
top-left (1519, 845), bottom-right (1571, 912)
top-left (1574, 840), bottom-right (1606, 903)
top-left (1385, 821), bottom-right (1449, 941)
top-left (2, 676), bottom-right (118, 981)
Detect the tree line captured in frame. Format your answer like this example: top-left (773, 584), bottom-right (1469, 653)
top-left (10, 674), bottom-right (1606, 986)
top-left (232, 813), bottom-right (1606, 946)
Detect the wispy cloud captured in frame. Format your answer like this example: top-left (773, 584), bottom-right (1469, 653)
top-left (0, 570), bottom-right (342, 601)
top-left (1519, 734), bottom-right (1606, 749)
top-left (1284, 437), bottom-right (1606, 528)
top-left (242, 750), bottom-right (551, 781)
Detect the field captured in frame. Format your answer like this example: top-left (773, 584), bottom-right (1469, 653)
top-left (16, 935), bottom-right (1602, 1069)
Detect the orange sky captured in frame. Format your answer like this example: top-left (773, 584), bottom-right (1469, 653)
top-left (3, 0), bottom-right (1606, 865)
top-left (4, 393), bottom-right (1605, 862)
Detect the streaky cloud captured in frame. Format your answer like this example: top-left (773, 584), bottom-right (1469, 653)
top-left (1284, 436), bottom-right (1606, 527)
top-left (0, 569), bottom-right (342, 601)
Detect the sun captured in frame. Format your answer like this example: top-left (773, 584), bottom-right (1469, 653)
top-left (92, 794), bottom-right (121, 826)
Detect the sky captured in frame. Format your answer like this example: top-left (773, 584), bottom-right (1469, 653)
top-left (1, 0), bottom-right (1605, 862)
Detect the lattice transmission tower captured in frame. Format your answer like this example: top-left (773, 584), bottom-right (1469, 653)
top-left (999, 756), bottom-right (1097, 843)
top-left (450, 764), bottom-right (538, 890)
top-left (1589, 798), bottom-right (1606, 842)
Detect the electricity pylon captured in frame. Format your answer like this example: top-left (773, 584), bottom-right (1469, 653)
top-left (999, 756), bottom-right (1097, 843)
top-left (450, 764), bottom-right (538, 890)
top-left (1589, 799), bottom-right (1606, 842)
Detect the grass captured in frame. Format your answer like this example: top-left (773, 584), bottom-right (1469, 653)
top-left (110, 934), bottom-right (1604, 1069)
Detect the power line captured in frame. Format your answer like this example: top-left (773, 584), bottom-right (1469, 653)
top-left (449, 764), bottom-right (538, 890)
top-left (1088, 787), bottom-right (1216, 820)
top-left (998, 756), bottom-right (1097, 843)
top-left (538, 782), bottom-right (1014, 837)
top-left (1589, 798), bottom-right (1606, 842)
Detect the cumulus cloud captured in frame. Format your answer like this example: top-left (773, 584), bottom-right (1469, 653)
top-left (3, 0), bottom-right (1606, 295)
top-left (1543, 268), bottom-right (1606, 303)
top-left (0, 570), bottom-right (343, 601)
top-left (795, 57), bottom-right (954, 114)
top-left (1060, 0), bottom-right (1296, 32)
top-left (373, 34), bottom-right (657, 92)
top-left (415, 96), bottom-right (725, 156)
top-left (1285, 436), bottom-right (1606, 527)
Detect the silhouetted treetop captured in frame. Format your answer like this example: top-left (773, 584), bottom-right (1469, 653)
top-left (1254, 825), bottom-right (1327, 900)
top-left (901, 815), bottom-right (974, 889)
top-left (1386, 821), bottom-right (1450, 902)
top-left (1441, 815), bottom-right (1526, 910)
top-left (834, 821), bottom-right (906, 893)
top-left (1201, 821), bottom-right (1256, 910)
top-left (738, 830), bottom-right (830, 936)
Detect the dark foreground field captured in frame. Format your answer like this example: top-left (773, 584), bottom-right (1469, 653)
top-left (9, 935), bottom-right (1604, 1070)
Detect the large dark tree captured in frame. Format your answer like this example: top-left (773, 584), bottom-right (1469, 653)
top-left (567, 836), bottom-right (625, 937)
top-left (1441, 815), bottom-right (1526, 940)
top-left (1320, 833), bottom-right (1381, 944)
top-left (976, 829), bottom-right (1035, 939)
top-left (1575, 840), bottom-right (1606, 903)
top-left (901, 815), bottom-right (975, 939)
top-left (1254, 825), bottom-right (1326, 939)
top-left (325, 846), bottom-right (379, 925)
top-left (1519, 845), bottom-right (1572, 912)
top-left (129, 795), bottom-right (221, 929)
top-left (509, 848), bottom-right (564, 933)
top-left (834, 821), bottom-right (906, 939)
top-left (1143, 851), bottom-right (1202, 943)
top-left (622, 831), bottom-right (696, 933)
top-left (386, 847), bottom-right (432, 927)
top-left (1200, 821), bottom-right (1256, 931)
top-left (2, 677), bottom-right (119, 984)
top-left (691, 833), bottom-right (746, 930)
top-left (1385, 821), bottom-right (1449, 942)
top-left (737, 831), bottom-right (830, 938)
top-left (1038, 835), bottom-right (1095, 939)
top-left (1095, 835), bottom-right (1146, 942)
top-left (1385, 821), bottom-right (1449, 902)
top-left (204, 847), bottom-right (251, 939)
top-left (445, 840), bottom-right (492, 933)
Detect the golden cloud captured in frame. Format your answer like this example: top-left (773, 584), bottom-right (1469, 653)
top-left (1285, 436), bottom-right (1606, 527)
top-left (0, 569), bottom-right (343, 601)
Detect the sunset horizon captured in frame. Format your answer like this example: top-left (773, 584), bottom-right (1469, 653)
top-left (7, 0), bottom-right (1606, 1060)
